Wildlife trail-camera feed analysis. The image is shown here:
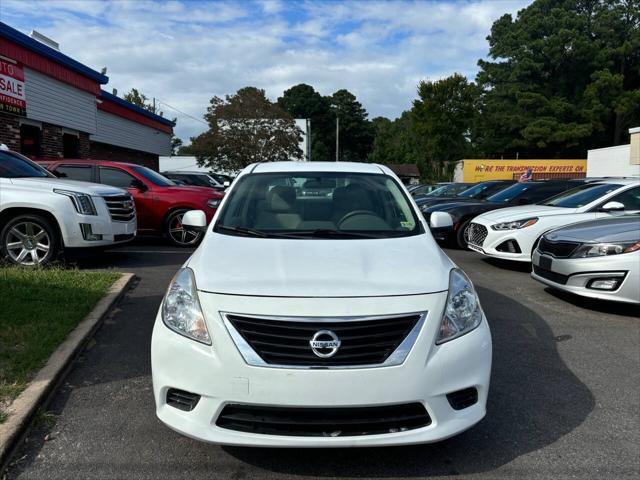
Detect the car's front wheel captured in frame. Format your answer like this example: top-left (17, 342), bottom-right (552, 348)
top-left (1, 214), bottom-right (58, 266)
top-left (456, 219), bottom-right (472, 249)
top-left (165, 209), bottom-right (203, 247)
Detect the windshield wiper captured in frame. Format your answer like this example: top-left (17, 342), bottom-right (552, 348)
top-left (287, 229), bottom-right (383, 239)
top-left (215, 225), bottom-right (301, 239)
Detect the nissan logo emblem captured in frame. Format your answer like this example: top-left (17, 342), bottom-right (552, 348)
top-left (309, 330), bottom-right (341, 358)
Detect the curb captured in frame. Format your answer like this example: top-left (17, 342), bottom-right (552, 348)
top-left (0, 272), bottom-right (136, 470)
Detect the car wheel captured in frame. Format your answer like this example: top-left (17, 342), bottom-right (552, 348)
top-left (456, 219), bottom-right (472, 249)
top-left (1, 214), bottom-right (58, 266)
top-left (165, 209), bottom-right (203, 247)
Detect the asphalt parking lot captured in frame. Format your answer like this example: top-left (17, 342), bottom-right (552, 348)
top-left (5, 239), bottom-right (639, 480)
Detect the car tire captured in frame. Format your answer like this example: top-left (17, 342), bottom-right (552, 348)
top-left (0, 214), bottom-right (58, 266)
top-left (165, 209), bottom-right (203, 247)
top-left (456, 219), bottom-right (472, 249)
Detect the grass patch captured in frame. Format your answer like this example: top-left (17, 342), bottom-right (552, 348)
top-left (0, 268), bottom-right (119, 423)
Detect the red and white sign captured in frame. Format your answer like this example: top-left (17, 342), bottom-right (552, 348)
top-left (0, 58), bottom-right (26, 116)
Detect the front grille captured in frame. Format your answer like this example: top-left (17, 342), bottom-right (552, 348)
top-left (166, 388), bottom-right (200, 411)
top-left (216, 403), bottom-right (431, 437)
top-left (103, 194), bottom-right (136, 222)
top-left (466, 223), bottom-right (488, 246)
top-left (226, 313), bottom-right (421, 367)
top-left (538, 237), bottom-right (580, 258)
top-left (533, 265), bottom-right (569, 285)
top-left (447, 387), bottom-right (478, 410)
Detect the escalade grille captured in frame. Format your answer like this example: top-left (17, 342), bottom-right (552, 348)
top-left (103, 194), bottom-right (135, 222)
top-left (466, 223), bottom-right (488, 246)
top-left (537, 237), bottom-right (580, 258)
top-left (226, 313), bottom-right (421, 367)
top-left (216, 403), bottom-right (431, 436)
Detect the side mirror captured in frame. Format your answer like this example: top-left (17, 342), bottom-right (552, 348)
top-left (182, 210), bottom-right (207, 233)
top-left (53, 170), bottom-right (67, 178)
top-left (130, 179), bottom-right (148, 192)
top-left (600, 201), bottom-right (625, 212)
top-left (429, 212), bottom-right (454, 229)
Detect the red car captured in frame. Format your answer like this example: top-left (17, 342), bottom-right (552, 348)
top-left (37, 159), bottom-right (223, 247)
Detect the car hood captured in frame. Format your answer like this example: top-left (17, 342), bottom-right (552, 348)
top-left (10, 177), bottom-right (126, 196)
top-left (546, 216), bottom-right (640, 243)
top-left (189, 233), bottom-right (454, 297)
top-left (165, 185), bottom-right (224, 197)
top-left (477, 204), bottom-right (577, 222)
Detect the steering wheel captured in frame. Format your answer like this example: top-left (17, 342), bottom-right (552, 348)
top-left (337, 210), bottom-right (380, 228)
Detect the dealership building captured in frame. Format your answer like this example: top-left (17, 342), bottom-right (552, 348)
top-left (0, 22), bottom-right (172, 169)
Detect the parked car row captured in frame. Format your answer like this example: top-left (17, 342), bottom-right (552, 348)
top-left (0, 146), bottom-right (225, 265)
top-left (423, 177), bottom-right (640, 304)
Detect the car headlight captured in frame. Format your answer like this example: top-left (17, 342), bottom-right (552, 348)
top-left (207, 198), bottom-right (221, 209)
top-left (571, 241), bottom-right (640, 258)
top-left (436, 268), bottom-right (483, 344)
top-left (161, 268), bottom-right (211, 345)
top-left (491, 217), bottom-right (538, 230)
top-left (54, 189), bottom-right (97, 215)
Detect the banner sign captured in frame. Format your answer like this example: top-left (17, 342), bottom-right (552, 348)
top-left (462, 159), bottom-right (587, 182)
top-left (0, 58), bottom-right (26, 116)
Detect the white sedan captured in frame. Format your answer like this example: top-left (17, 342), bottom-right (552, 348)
top-left (466, 179), bottom-right (640, 262)
top-left (151, 161), bottom-right (492, 447)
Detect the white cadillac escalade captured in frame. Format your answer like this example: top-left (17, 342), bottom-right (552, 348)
top-left (0, 146), bottom-right (137, 265)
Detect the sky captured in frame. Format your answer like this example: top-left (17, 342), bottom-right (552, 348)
top-left (0, 0), bottom-right (532, 143)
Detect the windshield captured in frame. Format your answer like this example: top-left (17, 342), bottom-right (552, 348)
top-left (215, 172), bottom-right (422, 239)
top-left (456, 182), bottom-right (496, 198)
top-left (487, 183), bottom-right (536, 203)
top-left (131, 166), bottom-right (176, 186)
top-left (0, 151), bottom-right (52, 178)
top-left (542, 183), bottom-right (623, 208)
top-left (426, 183), bottom-right (470, 197)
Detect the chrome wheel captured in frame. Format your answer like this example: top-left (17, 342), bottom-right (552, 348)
top-left (5, 221), bottom-right (51, 265)
top-left (167, 212), bottom-right (201, 246)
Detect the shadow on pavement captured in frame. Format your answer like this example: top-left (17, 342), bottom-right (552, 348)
top-left (482, 257), bottom-right (532, 273)
top-left (223, 287), bottom-right (595, 477)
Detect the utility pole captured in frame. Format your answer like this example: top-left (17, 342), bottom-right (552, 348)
top-left (335, 116), bottom-right (339, 162)
top-left (306, 118), bottom-right (311, 161)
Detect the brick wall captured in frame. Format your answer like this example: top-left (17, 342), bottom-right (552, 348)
top-left (78, 132), bottom-right (90, 159)
top-left (89, 141), bottom-right (159, 170)
top-left (41, 123), bottom-right (63, 158)
top-left (0, 112), bottom-right (21, 151)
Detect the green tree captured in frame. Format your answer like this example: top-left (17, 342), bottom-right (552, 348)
top-left (412, 74), bottom-right (478, 175)
top-left (277, 84), bottom-right (335, 161)
top-left (330, 89), bottom-right (375, 162)
top-left (123, 88), bottom-right (156, 113)
top-left (189, 87), bottom-right (303, 171)
top-left (475, 0), bottom-right (640, 158)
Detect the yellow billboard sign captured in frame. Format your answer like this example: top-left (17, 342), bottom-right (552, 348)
top-left (461, 159), bottom-right (587, 182)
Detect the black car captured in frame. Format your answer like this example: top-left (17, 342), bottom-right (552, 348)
top-left (424, 180), bottom-right (589, 248)
top-left (416, 180), bottom-right (515, 210)
top-left (413, 182), bottom-right (473, 205)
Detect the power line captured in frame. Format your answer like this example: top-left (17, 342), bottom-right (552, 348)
top-left (154, 99), bottom-right (208, 126)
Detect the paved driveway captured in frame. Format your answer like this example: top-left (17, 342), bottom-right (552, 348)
top-left (6, 240), bottom-right (639, 479)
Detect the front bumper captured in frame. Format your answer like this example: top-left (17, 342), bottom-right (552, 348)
top-left (466, 220), bottom-right (534, 262)
top-left (531, 250), bottom-right (640, 304)
top-left (151, 292), bottom-right (492, 447)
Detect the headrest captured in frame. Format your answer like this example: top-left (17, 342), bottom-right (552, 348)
top-left (267, 186), bottom-right (296, 212)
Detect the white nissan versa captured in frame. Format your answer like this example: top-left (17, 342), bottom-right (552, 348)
top-left (151, 162), bottom-right (492, 447)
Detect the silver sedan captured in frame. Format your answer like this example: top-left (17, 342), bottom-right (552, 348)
top-left (532, 215), bottom-right (640, 304)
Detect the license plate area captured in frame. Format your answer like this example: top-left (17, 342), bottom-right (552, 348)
top-left (539, 255), bottom-right (553, 270)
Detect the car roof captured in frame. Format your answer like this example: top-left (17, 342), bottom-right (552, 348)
top-left (249, 161), bottom-right (386, 175)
